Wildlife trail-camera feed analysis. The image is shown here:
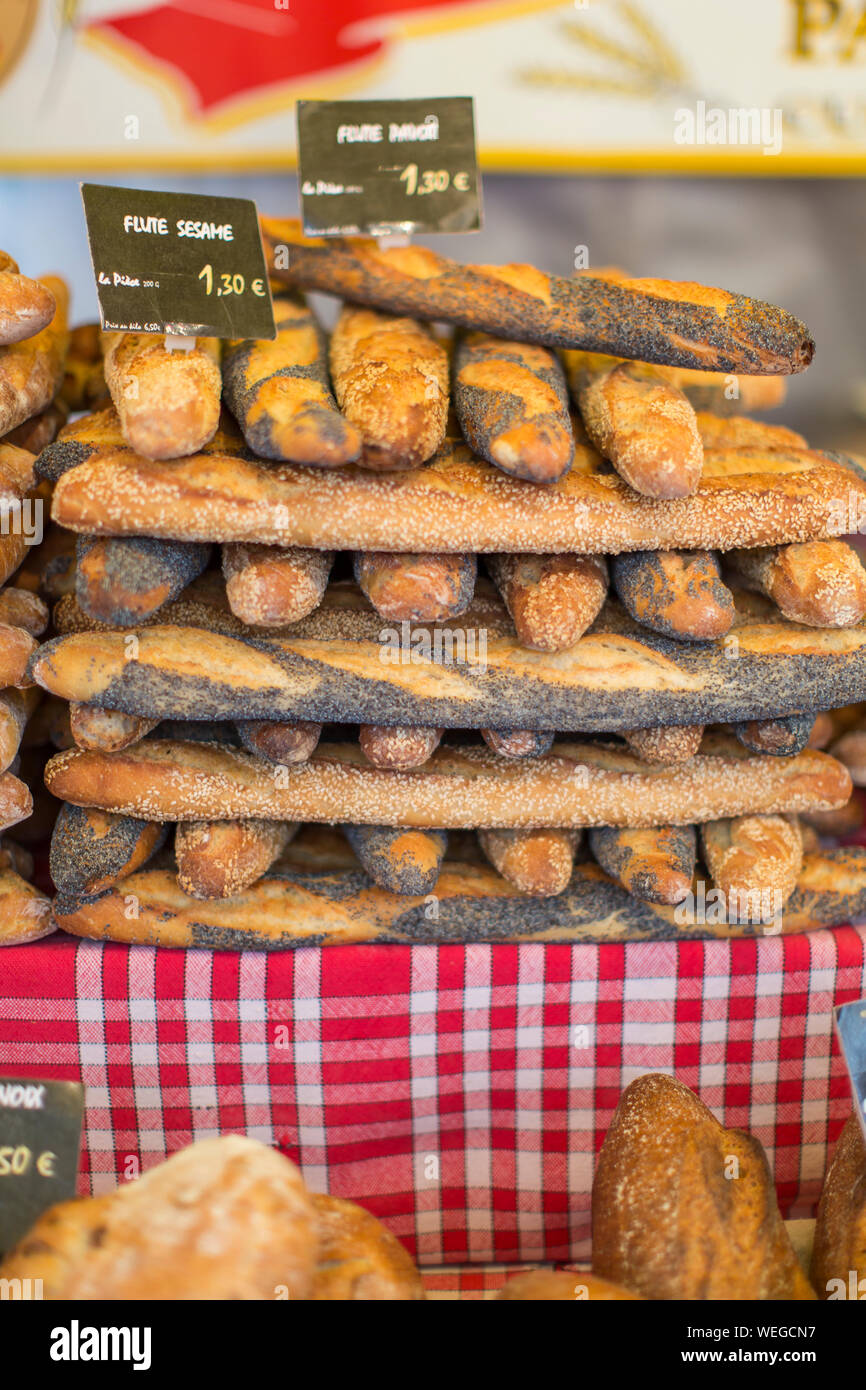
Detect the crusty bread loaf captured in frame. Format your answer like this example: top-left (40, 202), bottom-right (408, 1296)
top-left (102, 333), bottom-right (221, 460)
top-left (478, 827), bottom-right (579, 897)
top-left (329, 305), bottom-right (448, 470)
top-left (0, 1135), bottom-right (319, 1299)
top-left (76, 535), bottom-right (211, 627)
top-left (725, 540), bottom-right (866, 628)
top-left (498, 1270), bottom-right (643, 1300)
top-left (622, 723), bottom-right (703, 766)
top-left (310, 1194), bottom-right (424, 1300)
top-left (611, 549), bottom-right (734, 641)
top-left (354, 550), bottom-right (476, 622)
top-left (344, 824), bottom-right (447, 895)
top-left (59, 322), bottom-right (105, 413)
top-left (223, 543), bottom-right (333, 626)
top-left (1, 398), bottom-right (68, 453)
top-left (223, 294), bottom-right (361, 465)
top-left (700, 814), bottom-right (803, 920)
top-left (235, 718), bottom-right (321, 765)
top-left (263, 218), bottom-right (814, 374)
top-left (33, 588), bottom-right (866, 732)
top-left (487, 552), bottom-right (608, 651)
top-left (589, 825), bottom-right (695, 904)
top-left (0, 586), bottom-right (47, 636)
top-left (41, 736), bottom-right (850, 829)
top-left (568, 354), bottom-right (703, 498)
top-left (829, 729), bottom-right (866, 785)
top-left (0, 276), bottom-right (69, 435)
top-left (0, 868), bottom-right (53, 945)
top-left (51, 436), bottom-right (862, 555)
top-left (175, 818), bottom-right (295, 899)
top-left (50, 847), bottom-right (866, 949)
top-left (695, 411), bottom-right (806, 451)
top-left (359, 724), bottom-right (441, 770)
top-left (36, 404), bottom-right (248, 484)
top-left (50, 802), bottom-right (167, 896)
top-left (810, 1114), bottom-right (866, 1300)
top-left (732, 712), bottom-right (815, 757)
top-left (0, 255), bottom-right (57, 346)
top-left (0, 686), bottom-right (38, 772)
top-left (480, 728), bottom-right (554, 759)
top-left (454, 332), bottom-right (573, 483)
top-left (591, 1073), bottom-right (816, 1300)
top-left (69, 703), bottom-right (159, 752)
top-left (0, 621), bottom-right (38, 687)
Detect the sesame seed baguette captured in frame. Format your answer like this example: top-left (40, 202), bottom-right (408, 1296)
top-left (0, 254), bottom-right (57, 346)
top-left (30, 595), bottom-right (866, 730)
top-left (49, 802), bottom-right (167, 897)
top-left (569, 356), bottom-right (703, 499)
top-left (0, 276), bottom-right (69, 436)
top-left (731, 712), bottom-right (816, 757)
top-left (222, 294), bottom-right (361, 465)
top-left (329, 305), bottom-right (449, 471)
top-left (486, 552), bottom-right (608, 651)
top-left (622, 723), bottom-right (704, 766)
top-left (58, 322), bottom-right (105, 413)
top-left (480, 728), bottom-right (554, 759)
top-left (611, 549), bottom-right (735, 642)
top-left (0, 687), bottom-right (39, 773)
top-left (724, 540), bottom-right (866, 628)
top-left (42, 737), bottom-right (850, 829)
top-left (700, 814), bottom-right (804, 921)
top-left (454, 332), bottom-right (574, 483)
top-left (343, 824), bottom-right (448, 896)
top-left (102, 332), bottom-right (221, 460)
top-left (76, 535), bottom-right (212, 628)
top-left (49, 438), bottom-right (864, 554)
top-left (354, 550), bottom-right (476, 622)
top-left (358, 724), bottom-right (441, 770)
top-left (588, 825), bottom-right (696, 905)
top-left (222, 543), bottom-right (334, 626)
top-left (0, 869), bottom-right (53, 945)
top-left (0, 398), bottom-right (68, 454)
top-left (49, 847), bottom-right (866, 949)
top-left (175, 818), bottom-right (296, 900)
top-left (478, 827), bottom-right (580, 897)
top-left (694, 411), bottom-right (806, 451)
top-left (69, 704), bottom-right (159, 752)
top-left (262, 218), bottom-right (814, 374)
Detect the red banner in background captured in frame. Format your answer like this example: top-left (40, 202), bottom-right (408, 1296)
top-left (91, 0), bottom-right (491, 114)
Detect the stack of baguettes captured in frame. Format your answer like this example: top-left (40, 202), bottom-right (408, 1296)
top-left (20, 218), bottom-right (866, 949)
top-left (0, 248), bottom-right (87, 944)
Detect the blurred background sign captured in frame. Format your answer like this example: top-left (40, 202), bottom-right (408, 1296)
top-left (2, 0), bottom-right (866, 174)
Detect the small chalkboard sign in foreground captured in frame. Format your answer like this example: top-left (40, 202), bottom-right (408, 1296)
top-left (834, 999), bottom-right (866, 1144)
top-left (81, 184), bottom-right (275, 340)
top-left (298, 97), bottom-right (481, 237)
top-left (0, 1076), bottom-right (84, 1261)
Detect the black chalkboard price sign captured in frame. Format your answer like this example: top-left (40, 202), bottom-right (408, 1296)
top-left (0, 1076), bottom-right (84, 1260)
top-left (297, 97), bottom-right (481, 237)
top-left (81, 183), bottom-right (276, 340)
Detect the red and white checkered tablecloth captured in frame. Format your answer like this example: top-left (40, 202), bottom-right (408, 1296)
top-left (1, 927), bottom-right (864, 1266)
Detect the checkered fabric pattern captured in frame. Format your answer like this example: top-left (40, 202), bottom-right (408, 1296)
top-left (1, 927), bottom-right (864, 1265)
